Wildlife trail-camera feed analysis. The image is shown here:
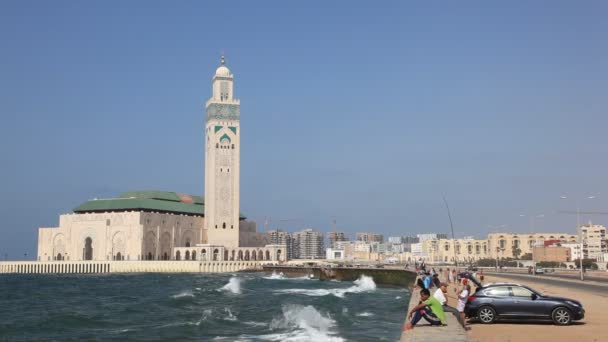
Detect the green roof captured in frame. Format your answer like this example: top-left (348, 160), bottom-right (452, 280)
top-left (73, 190), bottom-right (245, 218)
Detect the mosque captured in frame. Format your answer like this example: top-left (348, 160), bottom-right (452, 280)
top-left (36, 57), bottom-right (286, 265)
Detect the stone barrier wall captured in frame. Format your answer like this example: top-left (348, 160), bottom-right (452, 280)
top-left (0, 260), bottom-right (263, 274)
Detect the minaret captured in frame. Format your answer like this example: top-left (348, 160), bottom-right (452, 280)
top-left (204, 55), bottom-right (241, 248)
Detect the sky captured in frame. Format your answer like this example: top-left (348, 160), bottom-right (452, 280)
top-left (1, 1), bottom-right (607, 259)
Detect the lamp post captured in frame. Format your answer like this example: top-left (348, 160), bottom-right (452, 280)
top-left (560, 195), bottom-right (596, 281)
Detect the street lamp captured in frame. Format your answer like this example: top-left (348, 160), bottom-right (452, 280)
top-left (560, 195), bottom-right (596, 281)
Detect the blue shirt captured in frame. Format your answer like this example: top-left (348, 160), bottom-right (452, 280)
top-left (423, 276), bottom-right (432, 289)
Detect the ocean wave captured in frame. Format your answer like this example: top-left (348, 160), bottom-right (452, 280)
top-left (356, 312), bottom-right (374, 317)
top-left (264, 304), bottom-right (343, 341)
top-left (218, 277), bottom-right (241, 294)
top-left (273, 275), bottom-right (376, 298)
top-left (171, 290), bottom-right (194, 299)
top-left (263, 271), bottom-right (287, 280)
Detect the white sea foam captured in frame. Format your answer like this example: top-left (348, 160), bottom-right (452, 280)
top-left (218, 277), bottom-right (242, 294)
top-left (244, 321), bottom-right (268, 327)
top-left (263, 271), bottom-right (287, 280)
top-left (274, 275), bottom-right (376, 298)
top-left (395, 296), bottom-right (402, 299)
top-left (171, 290), bottom-right (194, 299)
top-left (341, 307), bottom-right (349, 316)
top-left (356, 312), bottom-right (374, 317)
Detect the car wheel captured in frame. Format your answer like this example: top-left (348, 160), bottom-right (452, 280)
top-left (552, 307), bottom-right (572, 325)
top-left (477, 306), bottom-right (496, 324)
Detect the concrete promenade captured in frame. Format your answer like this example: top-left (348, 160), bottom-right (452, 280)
top-left (400, 279), bottom-right (468, 342)
top-left (0, 260), bottom-right (263, 274)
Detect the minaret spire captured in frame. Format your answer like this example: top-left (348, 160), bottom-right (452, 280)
top-left (221, 53), bottom-right (225, 66)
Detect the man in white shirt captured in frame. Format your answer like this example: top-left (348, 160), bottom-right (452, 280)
top-left (433, 282), bottom-right (448, 305)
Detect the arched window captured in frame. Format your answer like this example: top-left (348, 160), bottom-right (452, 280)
top-left (56, 253), bottom-right (62, 261)
top-left (116, 252), bottom-right (122, 261)
top-left (277, 249), bottom-right (282, 260)
top-left (83, 237), bottom-right (93, 261)
top-left (232, 144), bottom-right (234, 149)
top-left (201, 249), bottom-right (207, 260)
top-left (147, 252), bottom-right (153, 260)
top-left (245, 250), bottom-right (250, 260)
top-left (185, 240), bottom-right (191, 248)
top-left (223, 222), bottom-right (226, 229)
top-left (238, 250), bottom-right (243, 260)
top-left (265, 250), bottom-right (271, 260)
top-left (213, 249), bottom-right (219, 261)
top-left (216, 143), bottom-right (219, 148)
top-left (176, 251), bottom-right (181, 260)
top-left (185, 251), bottom-right (190, 260)
top-left (224, 250), bottom-right (229, 260)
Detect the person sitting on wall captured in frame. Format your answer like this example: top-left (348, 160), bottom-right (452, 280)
top-left (403, 288), bottom-right (447, 330)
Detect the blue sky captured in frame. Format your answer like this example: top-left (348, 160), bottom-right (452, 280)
top-left (1, 1), bottom-right (607, 259)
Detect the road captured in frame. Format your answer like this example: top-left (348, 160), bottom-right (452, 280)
top-left (484, 272), bottom-right (608, 296)
top-left (466, 273), bottom-right (608, 342)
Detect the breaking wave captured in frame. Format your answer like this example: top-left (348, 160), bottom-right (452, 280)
top-left (218, 277), bottom-right (241, 294)
top-left (274, 275), bottom-right (376, 298)
top-left (224, 307), bottom-right (238, 321)
top-left (263, 304), bottom-right (343, 341)
top-left (263, 271), bottom-right (287, 280)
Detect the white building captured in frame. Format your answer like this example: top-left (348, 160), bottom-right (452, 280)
top-left (561, 242), bottom-right (583, 261)
top-left (293, 229), bottom-right (325, 259)
top-left (581, 224), bottom-right (607, 260)
top-left (326, 248), bottom-right (345, 260)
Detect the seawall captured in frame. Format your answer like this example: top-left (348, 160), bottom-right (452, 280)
top-left (263, 265), bottom-right (417, 286)
top-left (0, 260), bottom-right (262, 274)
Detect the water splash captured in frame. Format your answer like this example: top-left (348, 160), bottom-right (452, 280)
top-left (266, 304), bottom-right (344, 341)
top-left (274, 275), bottom-right (376, 298)
top-left (218, 277), bottom-right (241, 294)
top-left (224, 307), bottom-right (238, 321)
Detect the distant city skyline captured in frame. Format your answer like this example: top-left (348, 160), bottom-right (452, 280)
top-left (1, 1), bottom-right (607, 259)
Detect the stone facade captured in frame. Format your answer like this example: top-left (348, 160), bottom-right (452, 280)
top-left (38, 211), bottom-right (203, 262)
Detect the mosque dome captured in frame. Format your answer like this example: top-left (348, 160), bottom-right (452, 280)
top-left (214, 55), bottom-right (231, 77)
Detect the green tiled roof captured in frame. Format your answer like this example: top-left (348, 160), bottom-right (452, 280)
top-left (73, 190), bottom-right (246, 219)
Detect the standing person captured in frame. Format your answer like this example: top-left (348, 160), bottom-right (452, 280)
top-left (479, 269), bottom-right (484, 284)
top-left (452, 269), bottom-right (457, 284)
top-left (432, 274), bottom-right (441, 288)
top-left (403, 288), bottom-right (447, 330)
top-left (416, 275), bottom-right (425, 289)
top-left (433, 282), bottom-right (448, 306)
top-left (457, 284), bottom-right (471, 327)
top-left (423, 272), bottom-right (433, 289)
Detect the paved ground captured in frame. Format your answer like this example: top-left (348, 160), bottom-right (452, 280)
top-left (400, 285), bottom-right (468, 342)
top-left (465, 274), bottom-right (608, 342)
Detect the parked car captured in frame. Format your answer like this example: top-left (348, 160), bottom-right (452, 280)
top-left (461, 273), bottom-right (584, 325)
top-left (535, 267), bottom-right (545, 274)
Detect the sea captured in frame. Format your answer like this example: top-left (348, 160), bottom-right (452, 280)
top-left (0, 272), bottom-right (409, 341)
